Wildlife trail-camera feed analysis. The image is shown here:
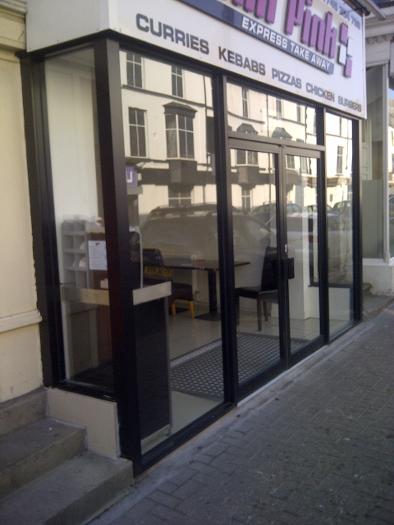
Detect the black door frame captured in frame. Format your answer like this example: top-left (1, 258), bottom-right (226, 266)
top-left (227, 138), bottom-right (326, 387)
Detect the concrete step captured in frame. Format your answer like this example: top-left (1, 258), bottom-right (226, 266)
top-left (0, 388), bottom-right (46, 437)
top-left (0, 417), bottom-right (85, 498)
top-left (0, 452), bottom-right (134, 525)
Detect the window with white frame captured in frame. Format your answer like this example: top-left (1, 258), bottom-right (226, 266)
top-left (286, 154), bottom-right (295, 169)
top-left (236, 149), bottom-right (258, 165)
top-left (165, 109), bottom-right (195, 159)
top-left (126, 52), bottom-right (143, 88)
top-left (337, 146), bottom-right (344, 174)
top-left (296, 104), bottom-right (303, 123)
top-left (129, 108), bottom-right (146, 157)
top-left (171, 66), bottom-right (183, 98)
top-left (300, 156), bottom-right (311, 174)
top-left (276, 98), bottom-right (283, 118)
top-left (242, 87), bottom-right (249, 118)
top-left (168, 188), bottom-right (192, 207)
top-left (241, 188), bottom-right (252, 212)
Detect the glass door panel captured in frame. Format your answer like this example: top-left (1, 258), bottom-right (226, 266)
top-left (284, 154), bottom-right (321, 352)
top-left (119, 49), bottom-right (224, 454)
top-left (230, 149), bottom-right (282, 387)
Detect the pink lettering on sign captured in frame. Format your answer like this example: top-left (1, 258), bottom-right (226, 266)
top-left (284, 0), bottom-right (350, 75)
top-left (231, 0), bottom-right (278, 24)
top-left (230, 0), bottom-right (352, 78)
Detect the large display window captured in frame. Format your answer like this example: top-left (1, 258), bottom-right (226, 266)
top-left (119, 49), bottom-right (224, 452)
top-left (24, 35), bottom-right (362, 473)
top-left (45, 47), bottom-right (114, 393)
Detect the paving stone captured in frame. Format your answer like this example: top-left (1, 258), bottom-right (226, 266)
top-left (148, 489), bottom-right (181, 509)
top-left (91, 304), bottom-right (394, 525)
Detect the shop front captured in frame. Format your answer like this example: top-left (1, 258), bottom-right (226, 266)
top-left (23, 0), bottom-right (366, 473)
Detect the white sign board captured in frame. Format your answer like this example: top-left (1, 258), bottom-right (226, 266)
top-left (26, 0), bottom-right (366, 117)
top-left (88, 240), bottom-right (107, 271)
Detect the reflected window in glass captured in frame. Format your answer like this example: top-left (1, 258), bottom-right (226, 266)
top-left (165, 112), bottom-right (194, 159)
top-left (287, 155), bottom-right (295, 169)
top-left (236, 149), bottom-right (258, 165)
top-left (336, 146), bottom-right (344, 174)
top-left (171, 66), bottom-right (183, 98)
top-left (126, 52), bottom-right (142, 88)
top-left (129, 108), bottom-right (146, 157)
top-left (226, 82), bottom-right (317, 144)
top-left (242, 87), bottom-right (249, 117)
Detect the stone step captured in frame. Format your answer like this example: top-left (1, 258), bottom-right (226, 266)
top-left (0, 452), bottom-right (134, 524)
top-left (0, 388), bottom-right (46, 437)
top-left (0, 417), bottom-right (85, 498)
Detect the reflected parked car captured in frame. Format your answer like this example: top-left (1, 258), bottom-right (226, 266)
top-left (251, 202), bottom-right (303, 228)
top-left (141, 204), bottom-right (273, 288)
top-left (142, 204), bottom-right (271, 260)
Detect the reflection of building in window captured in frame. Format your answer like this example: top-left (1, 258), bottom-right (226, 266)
top-left (287, 154), bottom-right (295, 169)
top-left (242, 87), bottom-right (249, 117)
top-left (168, 188), bottom-right (192, 207)
top-left (296, 104), bottom-right (302, 123)
top-left (276, 98), bottom-right (283, 117)
top-left (206, 116), bottom-right (215, 163)
top-left (337, 146), bottom-right (344, 174)
top-left (241, 188), bottom-right (252, 211)
top-left (300, 155), bottom-right (311, 174)
top-left (236, 149), bottom-right (258, 165)
top-left (126, 52), bottom-right (142, 88)
top-left (165, 103), bottom-right (195, 159)
top-left (171, 66), bottom-right (183, 98)
top-left (129, 108), bottom-right (146, 157)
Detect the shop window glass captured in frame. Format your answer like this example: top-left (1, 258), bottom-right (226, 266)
top-left (129, 108), bottom-right (146, 157)
top-left (126, 52), bottom-right (142, 88)
top-left (226, 82), bottom-right (317, 144)
top-left (326, 113), bottom-right (354, 335)
top-left (120, 49), bottom-right (223, 454)
top-left (362, 66), bottom-right (384, 259)
top-left (45, 48), bottom-right (113, 391)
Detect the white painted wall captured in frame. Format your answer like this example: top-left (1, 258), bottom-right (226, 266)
top-left (0, 8), bottom-right (42, 402)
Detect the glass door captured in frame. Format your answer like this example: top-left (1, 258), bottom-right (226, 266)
top-left (283, 149), bottom-right (323, 356)
top-left (229, 143), bottom-right (286, 389)
top-left (229, 141), bottom-right (324, 389)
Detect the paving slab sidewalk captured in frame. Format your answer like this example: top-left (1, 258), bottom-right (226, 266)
top-left (91, 304), bottom-right (394, 525)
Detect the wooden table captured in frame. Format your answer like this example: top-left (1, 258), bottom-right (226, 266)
top-left (162, 258), bottom-right (249, 321)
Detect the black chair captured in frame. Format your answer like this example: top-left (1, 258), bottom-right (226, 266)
top-left (143, 248), bottom-right (195, 318)
top-left (235, 247), bottom-right (294, 331)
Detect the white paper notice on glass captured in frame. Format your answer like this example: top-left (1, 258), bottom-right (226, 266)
top-left (88, 240), bottom-right (107, 271)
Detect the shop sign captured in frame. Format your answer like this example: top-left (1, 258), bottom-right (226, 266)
top-left (26, 0), bottom-right (366, 117)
